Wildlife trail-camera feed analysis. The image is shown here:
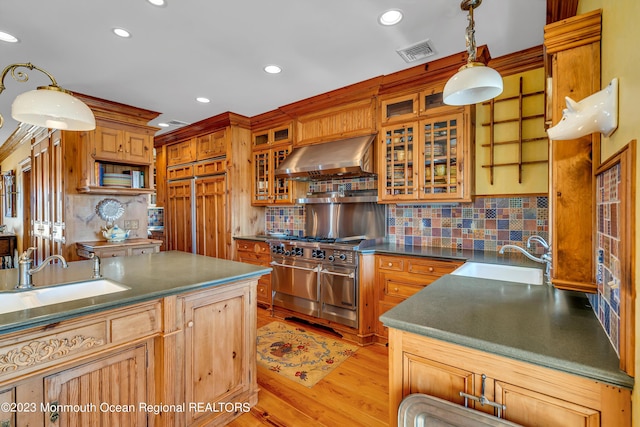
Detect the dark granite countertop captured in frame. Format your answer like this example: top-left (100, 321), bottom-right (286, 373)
top-left (0, 251), bottom-right (271, 334)
top-left (380, 274), bottom-right (633, 389)
top-left (234, 236), bottom-right (630, 388)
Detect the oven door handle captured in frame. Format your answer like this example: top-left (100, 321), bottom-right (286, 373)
top-left (270, 261), bottom-right (320, 272)
top-left (320, 268), bottom-right (355, 279)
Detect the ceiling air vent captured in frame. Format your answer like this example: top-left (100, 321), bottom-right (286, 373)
top-left (396, 39), bottom-right (436, 63)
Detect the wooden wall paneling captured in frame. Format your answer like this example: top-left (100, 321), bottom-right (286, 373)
top-left (294, 98), bottom-right (377, 146)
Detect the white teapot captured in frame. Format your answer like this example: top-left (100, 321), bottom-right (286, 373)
top-left (102, 224), bottom-right (130, 242)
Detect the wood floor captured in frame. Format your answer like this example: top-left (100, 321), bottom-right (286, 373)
top-left (228, 307), bottom-right (390, 427)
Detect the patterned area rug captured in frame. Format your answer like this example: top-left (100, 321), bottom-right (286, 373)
top-left (256, 321), bottom-right (358, 387)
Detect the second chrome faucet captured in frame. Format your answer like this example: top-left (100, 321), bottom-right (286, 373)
top-left (499, 235), bottom-right (552, 285)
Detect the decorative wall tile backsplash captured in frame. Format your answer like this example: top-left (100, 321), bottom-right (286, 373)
top-left (589, 164), bottom-right (621, 355)
top-left (266, 181), bottom-right (549, 254)
top-left (386, 196), bottom-right (549, 252)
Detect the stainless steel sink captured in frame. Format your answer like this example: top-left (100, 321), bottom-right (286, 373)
top-left (451, 262), bottom-right (544, 285)
top-left (0, 279), bottom-right (130, 315)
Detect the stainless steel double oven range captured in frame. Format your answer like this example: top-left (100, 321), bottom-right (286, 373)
top-left (267, 191), bottom-right (385, 330)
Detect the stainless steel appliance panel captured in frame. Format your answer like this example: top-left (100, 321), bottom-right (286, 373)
top-left (320, 265), bottom-right (357, 328)
top-left (270, 259), bottom-right (319, 301)
top-left (305, 202), bottom-right (385, 239)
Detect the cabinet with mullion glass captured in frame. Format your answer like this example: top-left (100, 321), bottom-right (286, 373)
top-left (379, 109), bottom-right (472, 203)
top-left (252, 145), bottom-right (300, 205)
top-left (380, 123), bottom-right (418, 200)
top-left (421, 115), bottom-right (460, 198)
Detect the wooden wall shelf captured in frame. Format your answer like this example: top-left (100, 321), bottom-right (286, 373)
top-left (480, 77), bottom-right (548, 184)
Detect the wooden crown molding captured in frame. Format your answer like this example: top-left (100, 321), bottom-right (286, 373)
top-left (489, 45), bottom-right (544, 76)
top-left (278, 76), bottom-right (383, 118)
top-left (544, 9), bottom-right (602, 54)
top-left (546, 0), bottom-right (579, 24)
top-left (72, 92), bottom-right (161, 126)
top-left (154, 111), bottom-right (250, 147)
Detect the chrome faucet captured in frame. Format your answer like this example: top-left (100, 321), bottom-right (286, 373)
top-left (89, 253), bottom-right (102, 279)
top-left (17, 247), bottom-right (69, 290)
top-left (499, 236), bottom-right (552, 285)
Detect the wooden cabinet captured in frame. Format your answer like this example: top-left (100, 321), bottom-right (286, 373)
top-left (250, 121), bottom-right (305, 205)
top-left (26, 96), bottom-right (160, 263)
top-left (78, 111), bottom-right (159, 195)
top-left (0, 275), bottom-right (260, 426)
top-left (252, 144), bottom-right (304, 205)
top-left (252, 122), bottom-right (292, 148)
top-left (180, 281), bottom-right (257, 426)
top-left (378, 109), bottom-right (474, 203)
top-left (375, 255), bottom-right (462, 341)
top-left (167, 179), bottom-right (194, 253)
top-left (389, 329), bottom-right (631, 426)
top-left (157, 112), bottom-right (265, 260)
top-left (294, 98), bottom-right (376, 146)
top-left (544, 10), bottom-right (601, 293)
top-left (167, 130), bottom-right (226, 167)
top-left (91, 125), bottom-right (153, 165)
top-left (75, 238), bottom-right (162, 259)
top-left (380, 87), bottom-right (449, 125)
top-left (195, 129), bottom-right (227, 160)
top-left (236, 239), bottom-right (272, 307)
top-left (167, 138), bottom-right (196, 166)
top-left (44, 344), bottom-right (148, 426)
top-left (195, 175), bottom-right (227, 259)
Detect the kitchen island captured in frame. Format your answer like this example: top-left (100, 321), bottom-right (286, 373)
top-left (0, 251), bottom-right (270, 426)
top-left (381, 274), bottom-right (633, 426)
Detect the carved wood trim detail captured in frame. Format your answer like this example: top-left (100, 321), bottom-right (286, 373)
top-left (0, 335), bottom-right (105, 372)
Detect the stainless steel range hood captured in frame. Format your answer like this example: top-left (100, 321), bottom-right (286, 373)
top-left (274, 134), bottom-right (376, 180)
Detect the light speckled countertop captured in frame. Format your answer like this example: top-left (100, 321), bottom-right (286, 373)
top-left (0, 251), bottom-right (271, 334)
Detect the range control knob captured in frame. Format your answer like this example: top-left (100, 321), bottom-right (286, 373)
top-left (339, 254), bottom-right (347, 261)
top-left (328, 255), bottom-right (335, 262)
top-left (284, 250), bottom-right (291, 256)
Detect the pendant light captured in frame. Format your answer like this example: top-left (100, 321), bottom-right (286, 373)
top-left (443, 0), bottom-right (503, 106)
top-left (0, 63), bottom-right (95, 131)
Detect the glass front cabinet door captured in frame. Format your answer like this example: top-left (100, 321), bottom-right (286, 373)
top-left (252, 145), bottom-right (295, 205)
top-left (379, 110), bottom-right (472, 203)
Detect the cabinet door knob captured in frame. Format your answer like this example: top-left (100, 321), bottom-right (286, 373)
top-left (187, 321), bottom-right (194, 328)
top-left (388, 262), bottom-right (393, 267)
top-left (393, 287), bottom-right (399, 292)
top-left (428, 267), bottom-right (434, 272)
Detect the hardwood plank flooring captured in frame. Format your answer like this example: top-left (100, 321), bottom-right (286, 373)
top-left (228, 307), bottom-right (389, 427)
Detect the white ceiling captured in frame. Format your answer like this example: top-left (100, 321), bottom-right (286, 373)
top-left (0, 0), bottom-right (546, 145)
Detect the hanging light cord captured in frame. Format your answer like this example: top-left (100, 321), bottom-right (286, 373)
top-left (464, 3), bottom-right (477, 63)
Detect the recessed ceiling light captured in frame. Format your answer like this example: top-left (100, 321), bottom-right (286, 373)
top-left (196, 97), bottom-right (210, 103)
top-left (147, 0), bottom-right (167, 6)
top-left (264, 65), bottom-right (282, 74)
top-left (158, 123), bottom-right (170, 127)
top-left (112, 28), bottom-right (131, 38)
top-left (379, 9), bottom-right (403, 26)
top-left (0, 31), bottom-right (19, 43)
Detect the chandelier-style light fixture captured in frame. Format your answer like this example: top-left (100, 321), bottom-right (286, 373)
top-left (443, 0), bottom-right (503, 106)
top-left (0, 62), bottom-right (95, 131)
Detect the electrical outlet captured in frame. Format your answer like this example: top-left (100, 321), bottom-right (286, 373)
top-left (124, 220), bottom-right (139, 230)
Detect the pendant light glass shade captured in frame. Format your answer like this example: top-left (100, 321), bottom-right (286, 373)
top-left (443, 0), bottom-right (503, 106)
top-left (11, 86), bottom-right (95, 130)
top-left (443, 62), bottom-right (503, 106)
